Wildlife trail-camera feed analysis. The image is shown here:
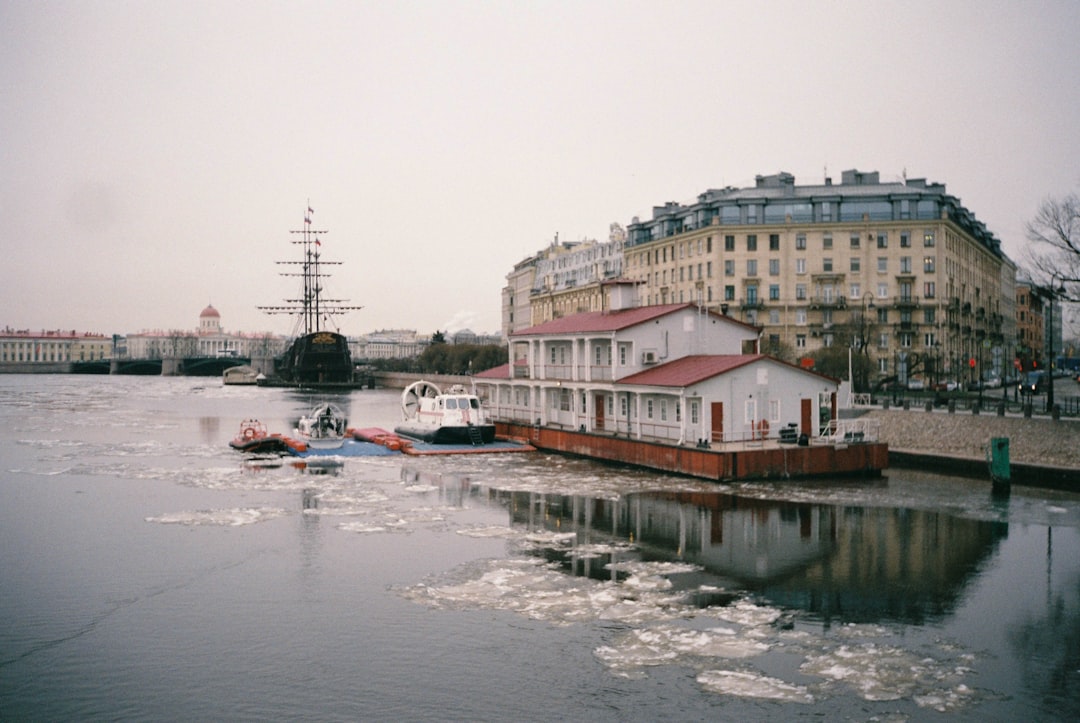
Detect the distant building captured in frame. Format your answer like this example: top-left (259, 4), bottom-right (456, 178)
top-left (125, 305), bottom-right (284, 359)
top-left (0, 328), bottom-right (111, 365)
top-left (353, 329), bottom-right (428, 360)
top-left (502, 225), bottom-right (626, 337)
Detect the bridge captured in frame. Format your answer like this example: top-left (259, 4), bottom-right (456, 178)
top-left (71, 357), bottom-right (256, 376)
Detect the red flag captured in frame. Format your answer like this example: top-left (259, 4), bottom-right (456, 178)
top-left (315, 238), bottom-right (321, 246)
top-left (305, 216), bottom-right (311, 224)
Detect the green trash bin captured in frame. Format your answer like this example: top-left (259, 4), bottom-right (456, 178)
top-left (989, 437), bottom-right (1010, 485)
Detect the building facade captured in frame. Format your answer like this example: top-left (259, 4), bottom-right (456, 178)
top-left (125, 305), bottom-right (284, 359)
top-left (622, 170), bottom-right (1016, 388)
top-left (0, 328), bottom-right (111, 366)
top-left (502, 226), bottom-right (626, 337)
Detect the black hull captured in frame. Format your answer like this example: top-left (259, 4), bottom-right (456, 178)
top-left (275, 332), bottom-right (353, 384)
top-left (394, 423), bottom-right (497, 445)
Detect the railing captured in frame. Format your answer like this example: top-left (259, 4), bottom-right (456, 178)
top-left (815, 417), bottom-right (880, 443)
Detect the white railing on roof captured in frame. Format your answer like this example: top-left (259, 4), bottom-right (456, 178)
top-left (815, 417), bottom-right (880, 443)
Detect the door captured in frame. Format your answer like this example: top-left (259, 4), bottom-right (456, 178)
top-left (594, 393), bottom-right (605, 431)
top-left (800, 398), bottom-right (812, 437)
top-left (710, 402), bottom-right (724, 443)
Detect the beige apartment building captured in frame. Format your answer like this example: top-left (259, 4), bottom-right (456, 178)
top-left (622, 170), bottom-right (1017, 388)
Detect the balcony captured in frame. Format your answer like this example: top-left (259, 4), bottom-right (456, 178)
top-left (893, 295), bottom-right (921, 308)
top-left (740, 297), bottom-right (764, 310)
top-left (808, 295), bottom-right (847, 310)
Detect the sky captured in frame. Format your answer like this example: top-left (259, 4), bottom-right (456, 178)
top-left (2, 0), bottom-right (1079, 339)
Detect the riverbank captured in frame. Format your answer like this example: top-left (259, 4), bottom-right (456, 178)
top-left (861, 408), bottom-right (1080, 489)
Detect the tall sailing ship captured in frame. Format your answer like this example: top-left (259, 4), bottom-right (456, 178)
top-left (258, 206), bottom-right (362, 385)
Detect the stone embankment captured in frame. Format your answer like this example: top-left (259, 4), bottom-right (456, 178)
top-left (862, 408), bottom-right (1080, 486)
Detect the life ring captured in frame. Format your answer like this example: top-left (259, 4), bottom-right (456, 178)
top-left (756, 419), bottom-right (770, 440)
top-left (243, 426), bottom-right (257, 440)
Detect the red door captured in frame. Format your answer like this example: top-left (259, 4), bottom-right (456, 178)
top-left (595, 394), bottom-right (605, 431)
top-left (710, 402), bottom-right (724, 443)
top-left (800, 398), bottom-right (812, 437)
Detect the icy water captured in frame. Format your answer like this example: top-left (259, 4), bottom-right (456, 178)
top-left (1, 375), bottom-right (1078, 721)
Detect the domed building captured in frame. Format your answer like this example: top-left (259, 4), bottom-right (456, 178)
top-left (198, 304), bottom-right (222, 336)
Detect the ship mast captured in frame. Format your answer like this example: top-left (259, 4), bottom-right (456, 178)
top-left (258, 205), bottom-right (363, 335)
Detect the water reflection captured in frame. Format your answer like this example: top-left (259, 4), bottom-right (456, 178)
top-left (410, 466), bottom-right (1010, 626)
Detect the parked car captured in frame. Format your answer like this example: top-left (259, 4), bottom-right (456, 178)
top-left (906, 378), bottom-right (925, 391)
top-left (932, 380), bottom-right (959, 392)
top-left (1019, 370), bottom-right (1045, 395)
top-left (982, 375), bottom-right (1002, 389)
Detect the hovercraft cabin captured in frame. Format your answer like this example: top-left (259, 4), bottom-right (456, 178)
top-left (473, 292), bottom-right (885, 481)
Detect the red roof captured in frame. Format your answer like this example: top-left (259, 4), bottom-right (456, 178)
top-left (474, 363), bottom-right (511, 379)
top-left (510, 303), bottom-right (758, 336)
top-left (618, 355), bottom-right (761, 386)
top-left (617, 354), bottom-right (840, 387)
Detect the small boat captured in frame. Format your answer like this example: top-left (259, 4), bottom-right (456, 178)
top-left (223, 365), bottom-right (259, 385)
top-left (394, 381), bottom-right (495, 445)
top-left (296, 402), bottom-right (348, 450)
top-left (229, 419), bottom-right (287, 453)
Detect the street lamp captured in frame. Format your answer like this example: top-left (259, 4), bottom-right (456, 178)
top-left (1042, 274), bottom-right (1067, 409)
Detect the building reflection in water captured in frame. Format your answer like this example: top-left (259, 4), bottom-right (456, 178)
top-left (494, 487), bottom-right (1008, 625)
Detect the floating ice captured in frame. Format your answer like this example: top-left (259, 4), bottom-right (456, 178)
top-left (697, 669), bottom-right (814, 703)
top-left (145, 507), bottom-right (286, 526)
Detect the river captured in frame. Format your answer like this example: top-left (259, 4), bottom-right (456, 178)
top-left (1, 375), bottom-right (1077, 721)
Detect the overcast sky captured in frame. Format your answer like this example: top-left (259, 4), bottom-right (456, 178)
top-left (2, 0), bottom-right (1079, 338)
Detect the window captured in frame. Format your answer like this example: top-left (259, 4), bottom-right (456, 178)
top-left (619, 344), bottom-right (627, 365)
top-left (796, 233), bottom-right (806, 250)
top-left (850, 283), bottom-right (861, 298)
top-left (877, 232), bottom-right (888, 248)
top-left (769, 259), bottom-right (780, 276)
top-left (620, 396), bottom-right (628, 416)
top-left (795, 283), bottom-right (807, 300)
top-left (707, 261), bottom-right (712, 278)
top-left (850, 257), bottom-right (861, 272)
top-left (924, 230), bottom-right (935, 246)
top-left (744, 399), bottom-right (757, 425)
top-left (823, 258), bottom-right (833, 272)
top-left (923, 307), bottom-right (936, 324)
top-left (823, 233), bottom-right (833, 249)
top-left (795, 309), bottom-right (807, 325)
top-left (877, 257), bottom-right (888, 273)
top-left (660, 400), bottom-right (668, 421)
top-left (746, 285), bottom-right (758, 303)
top-left (747, 234), bottom-right (757, 251)
top-left (900, 257), bottom-right (912, 273)
top-left (747, 259), bottom-right (757, 276)
top-left (878, 334), bottom-right (889, 349)
top-left (924, 281), bottom-right (936, 298)
top-left (877, 282), bottom-right (888, 298)
top-left (769, 399), bottom-right (780, 423)
top-left (850, 232), bottom-right (860, 248)
top-left (725, 285), bottom-right (735, 300)
top-left (769, 284), bottom-right (780, 300)
top-left (900, 333), bottom-right (913, 348)
top-left (725, 235), bottom-right (735, 251)
top-left (796, 258), bottom-right (806, 274)
top-left (725, 259), bottom-right (734, 276)
top-left (690, 400), bottom-right (699, 425)
top-left (901, 231), bottom-right (911, 247)
top-left (646, 399), bottom-right (654, 419)
top-left (924, 256), bottom-right (935, 273)
top-left (877, 307), bottom-right (889, 323)
top-left (823, 334), bottom-right (834, 347)
top-left (769, 309), bottom-right (780, 323)
top-left (796, 334), bottom-right (806, 348)
top-left (769, 233), bottom-right (780, 250)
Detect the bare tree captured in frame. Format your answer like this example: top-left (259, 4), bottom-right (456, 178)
top-left (1025, 191), bottom-right (1080, 298)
